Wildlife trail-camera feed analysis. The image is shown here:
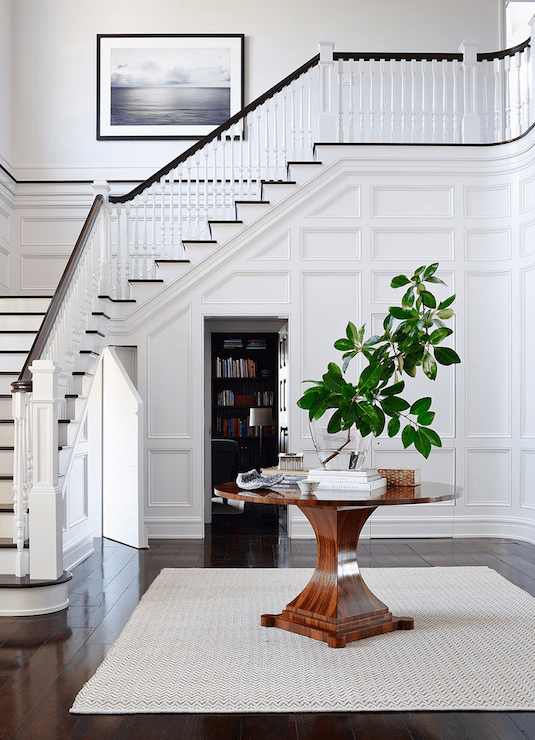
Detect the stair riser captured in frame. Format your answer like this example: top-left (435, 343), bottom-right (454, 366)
top-left (0, 513), bottom-right (13, 538)
top-left (0, 479), bottom-right (13, 504)
top-left (65, 397), bottom-right (86, 419)
top-left (59, 422), bottom-right (78, 447)
top-left (0, 398), bottom-right (11, 417)
top-left (70, 374), bottom-right (93, 396)
top-left (0, 298), bottom-right (51, 312)
top-left (0, 450), bottom-right (14, 475)
top-left (0, 376), bottom-right (17, 394)
top-left (0, 353), bottom-right (27, 372)
top-left (0, 334), bottom-right (35, 351)
top-left (260, 182), bottom-right (298, 204)
top-left (0, 424), bottom-right (14, 446)
top-left (75, 353), bottom-right (99, 374)
top-left (234, 203), bottom-right (271, 224)
top-left (0, 315), bottom-right (45, 331)
top-left (208, 222), bottom-right (244, 243)
top-left (287, 163), bottom-right (324, 185)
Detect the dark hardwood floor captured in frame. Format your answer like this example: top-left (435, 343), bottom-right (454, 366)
top-left (1, 502), bottom-right (535, 739)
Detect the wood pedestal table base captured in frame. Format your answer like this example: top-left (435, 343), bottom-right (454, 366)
top-left (215, 481), bottom-right (461, 649)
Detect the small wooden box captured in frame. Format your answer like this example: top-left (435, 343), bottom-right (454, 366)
top-left (235, 395), bottom-right (254, 406)
top-left (377, 468), bottom-right (421, 486)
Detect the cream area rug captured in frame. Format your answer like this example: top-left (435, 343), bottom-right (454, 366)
top-left (71, 567), bottom-right (535, 714)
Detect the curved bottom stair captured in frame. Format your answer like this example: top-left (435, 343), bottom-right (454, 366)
top-left (0, 562), bottom-right (72, 616)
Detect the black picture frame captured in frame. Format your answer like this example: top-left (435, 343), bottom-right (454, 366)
top-left (97, 34), bottom-right (244, 140)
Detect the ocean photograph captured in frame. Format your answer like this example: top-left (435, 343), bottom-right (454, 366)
top-left (108, 45), bottom-right (233, 129)
top-left (111, 85), bottom-right (231, 126)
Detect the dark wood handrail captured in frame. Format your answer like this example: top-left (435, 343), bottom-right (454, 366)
top-left (12, 194), bottom-right (105, 393)
top-left (478, 37), bottom-right (530, 61)
top-left (109, 54), bottom-right (320, 205)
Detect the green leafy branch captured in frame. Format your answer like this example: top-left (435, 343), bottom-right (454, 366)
top-left (297, 263), bottom-right (461, 459)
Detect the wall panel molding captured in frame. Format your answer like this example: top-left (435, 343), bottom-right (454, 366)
top-left (300, 228), bottom-right (361, 260)
top-left (371, 228), bottom-right (454, 261)
top-left (147, 449), bottom-right (192, 508)
top-left (371, 186), bottom-right (454, 218)
top-left (465, 448), bottom-right (511, 506)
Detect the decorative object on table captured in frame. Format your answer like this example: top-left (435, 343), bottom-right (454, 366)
top-left (296, 480), bottom-right (320, 495)
top-left (249, 407), bottom-right (273, 468)
top-left (307, 467), bottom-right (387, 491)
top-left (236, 469), bottom-right (284, 490)
top-left (377, 467), bottom-right (422, 486)
top-left (278, 452), bottom-right (304, 471)
top-left (97, 34), bottom-right (244, 140)
top-left (298, 263), bottom-right (461, 468)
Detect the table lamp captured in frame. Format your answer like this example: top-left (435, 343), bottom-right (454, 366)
top-left (249, 407), bottom-right (273, 470)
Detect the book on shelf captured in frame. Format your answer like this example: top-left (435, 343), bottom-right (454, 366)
top-left (246, 339), bottom-right (267, 350)
top-left (223, 338), bottom-right (243, 349)
top-left (215, 357), bottom-right (257, 378)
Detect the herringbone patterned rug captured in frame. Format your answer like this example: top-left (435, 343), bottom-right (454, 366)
top-left (71, 567), bottom-right (535, 713)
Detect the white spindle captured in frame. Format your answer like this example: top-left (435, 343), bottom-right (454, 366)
top-left (390, 59), bottom-right (396, 142)
top-left (379, 59), bottom-right (386, 142)
top-left (400, 59), bottom-right (407, 141)
top-left (290, 80), bottom-right (297, 160)
top-left (369, 59), bottom-right (375, 142)
top-left (505, 55), bottom-right (512, 140)
top-left (142, 190), bottom-right (148, 279)
top-left (421, 59), bottom-right (428, 142)
top-left (482, 59), bottom-right (490, 143)
top-left (281, 90), bottom-right (288, 172)
top-left (515, 50), bottom-right (523, 136)
top-left (116, 203), bottom-right (123, 300)
top-left (338, 58), bottom-right (345, 143)
top-left (348, 59), bottom-right (355, 143)
top-left (299, 75), bottom-right (305, 158)
top-left (442, 59), bottom-right (448, 142)
top-left (523, 46), bottom-right (531, 134)
top-left (431, 59), bottom-right (438, 142)
top-left (410, 59), bottom-right (417, 142)
top-left (358, 59), bottom-right (365, 142)
top-left (452, 59), bottom-right (460, 143)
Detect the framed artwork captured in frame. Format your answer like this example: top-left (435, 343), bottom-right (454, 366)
top-left (97, 34), bottom-right (244, 140)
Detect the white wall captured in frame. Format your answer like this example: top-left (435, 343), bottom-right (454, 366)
top-left (0, 0), bottom-right (11, 170)
top-left (9, 0), bottom-right (502, 181)
top-left (96, 131), bottom-right (535, 543)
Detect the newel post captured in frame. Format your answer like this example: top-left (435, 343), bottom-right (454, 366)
top-left (92, 180), bottom-right (111, 297)
top-left (318, 40), bottom-right (338, 141)
top-left (459, 40), bottom-right (481, 143)
top-left (28, 360), bottom-right (63, 581)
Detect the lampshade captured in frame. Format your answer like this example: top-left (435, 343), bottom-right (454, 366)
top-left (249, 407), bottom-right (273, 427)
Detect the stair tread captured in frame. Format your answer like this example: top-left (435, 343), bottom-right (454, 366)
top-left (0, 570), bottom-right (71, 587)
top-left (0, 504), bottom-right (13, 512)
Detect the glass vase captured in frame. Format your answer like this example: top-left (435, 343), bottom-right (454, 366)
top-left (310, 411), bottom-right (372, 470)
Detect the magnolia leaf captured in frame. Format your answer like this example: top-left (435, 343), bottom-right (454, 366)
top-left (422, 262), bottom-right (439, 280)
top-left (410, 396), bottom-right (432, 415)
top-left (381, 380), bottom-right (405, 397)
top-left (434, 346), bottom-right (461, 366)
top-left (391, 274), bottom-right (411, 288)
top-left (389, 306), bottom-right (409, 320)
top-left (429, 327), bottom-right (453, 345)
top-left (420, 290), bottom-right (436, 308)
top-left (438, 294), bottom-right (456, 310)
top-left (402, 424), bottom-right (415, 448)
top-left (437, 308), bottom-right (454, 320)
top-left (327, 408), bottom-right (344, 433)
top-left (346, 321), bottom-right (360, 342)
top-left (425, 276), bottom-right (446, 285)
top-left (381, 396), bottom-right (410, 414)
top-left (419, 426), bottom-right (442, 447)
top-left (414, 429), bottom-right (432, 458)
top-left (387, 416), bottom-right (401, 437)
top-left (334, 338), bottom-right (355, 352)
top-left (423, 351), bottom-right (437, 380)
top-left (417, 410), bottom-right (435, 426)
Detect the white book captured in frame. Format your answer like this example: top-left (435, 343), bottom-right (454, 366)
top-left (316, 478), bottom-right (388, 491)
top-left (308, 467), bottom-right (380, 480)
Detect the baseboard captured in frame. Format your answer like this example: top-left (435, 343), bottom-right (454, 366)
top-left (288, 511), bottom-right (535, 545)
top-left (63, 531), bottom-right (94, 570)
top-left (145, 517), bottom-right (204, 539)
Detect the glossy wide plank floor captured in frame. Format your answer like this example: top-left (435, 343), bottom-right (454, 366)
top-left (1, 502), bottom-right (535, 740)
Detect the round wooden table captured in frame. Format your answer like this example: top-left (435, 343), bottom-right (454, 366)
top-left (215, 481), bottom-right (462, 648)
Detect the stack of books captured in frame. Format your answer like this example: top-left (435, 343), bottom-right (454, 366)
top-left (307, 467), bottom-right (388, 491)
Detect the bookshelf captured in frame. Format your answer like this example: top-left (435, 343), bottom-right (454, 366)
top-left (212, 332), bottom-right (278, 471)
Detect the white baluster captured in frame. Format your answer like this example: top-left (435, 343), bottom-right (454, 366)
top-left (338, 58), bottom-right (345, 143)
top-left (281, 90), bottom-right (288, 175)
top-left (515, 50), bottom-right (523, 136)
top-left (400, 59), bottom-right (407, 142)
top-left (124, 201), bottom-right (131, 293)
top-left (452, 59), bottom-right (460, 143)
top-left (299, 75), bottom-right (306, 158)
top-left (133, 195), bottom-right (140, 279)
top-left (220, 134), bottom-right (228, 219)
top-left (431, 59), bottom-right (438, 142)
top-left (255, 106), bottom-right (262, 191)
top-left (358, 59), bottom-right (365, 142)
top-left (379, 58), bottom-right (386, 142)
top-left (459, 40), bottom-right (480, 143)
top-left (307, 72), bottom-right (314, 156)
top-left (272, 99), bottom-right (279, 180)
top-left (246, 113), bottom-right (253, 199)
top-left (150, 182), bottom-right (157, 272)
top-left (523, 46), bottom-right (531, 134)
top-left (410, 59), bottom-right (417, 142)
top-left (290, 80), bottom-right (297, 160)
top-left (442, 59), bottom-right (449, 142)
top-left (229, 124), bottom-right (236, 207)
top-left (203, 145), bottom-right (210, 232)
top-left (348, 58), bottom-right (355, 143)
top-left (12, 391), bottom-right (28, 576)
top-left (390, 59), bottom-right (396, 142)
top-left (421, 59), bottom-right (427, 142)
top-left (369, 59), bottom-right (375, 142)
top-left (195, 152), bottom-right (201, 238)
top-left (142, 189), bottom-right (148, 279)
top-left (116, 203), bottom-right (123, 300)
top-left (482, 59), bottom-right (490, 143)
top-left (505, 54), bottom-right (512, 140)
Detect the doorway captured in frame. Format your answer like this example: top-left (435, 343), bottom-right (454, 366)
top-left (204, 317), bottom-right (288, 525)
